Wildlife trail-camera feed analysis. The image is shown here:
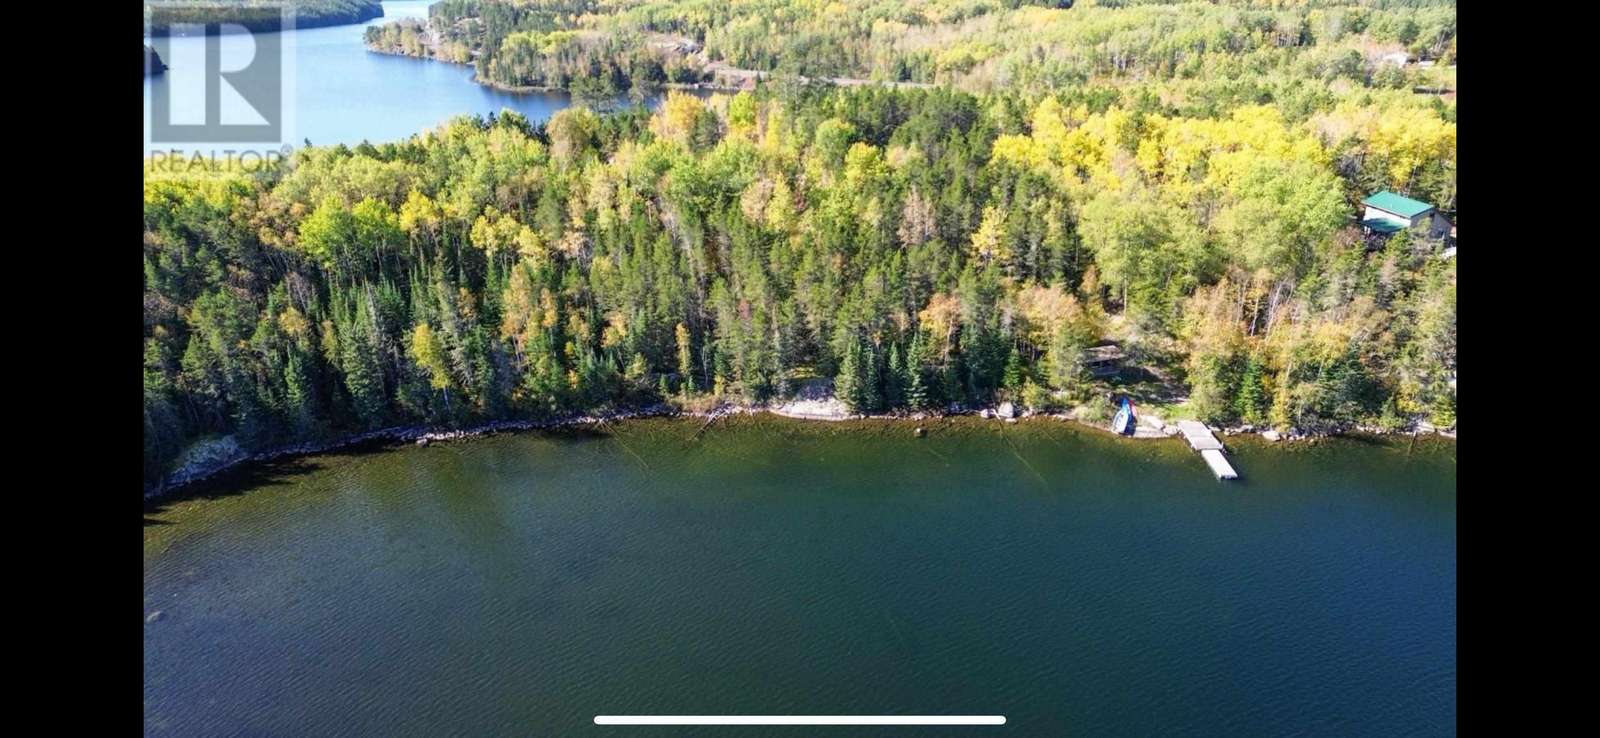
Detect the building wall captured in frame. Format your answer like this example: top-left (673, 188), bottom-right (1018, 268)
top-left (1362, 205), bottom-right (1408, 229)
top-left (1364, 206), bottom-right (1451, 240)
top-left (1426, 211), bottom-right (1451, 239)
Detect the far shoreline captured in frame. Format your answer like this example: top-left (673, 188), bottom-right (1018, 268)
top-left (145, 402), bottom-right (1456, 502)
top-left (363, 45), bottom-right (757, 96)
top-left (143, 1), bottom-right (385, 38)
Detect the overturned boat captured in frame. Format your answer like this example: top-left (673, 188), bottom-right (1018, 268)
top-left (1111, 396), bottom-right (1136, 436)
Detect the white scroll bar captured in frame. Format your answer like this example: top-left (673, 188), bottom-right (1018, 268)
top-left (595, 715), bottom-right (1006, 725)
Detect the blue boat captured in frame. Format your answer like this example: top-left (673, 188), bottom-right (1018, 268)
top-left (1111, 396), bottom-right (1136, 436)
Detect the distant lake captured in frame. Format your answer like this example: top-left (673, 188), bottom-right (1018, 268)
top-left (144, 417), bottom-right (1456, 736)
top-left (143, 1), bottom-right (652, 153)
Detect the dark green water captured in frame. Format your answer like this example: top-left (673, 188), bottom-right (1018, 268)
top-left (144, 417), bottom-right (1456, 736)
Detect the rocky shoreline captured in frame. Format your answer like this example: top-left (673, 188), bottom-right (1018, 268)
top-left (148, 401), bottom-right (1455, 501)
top-left (146, 405), bottom-right (678, 501)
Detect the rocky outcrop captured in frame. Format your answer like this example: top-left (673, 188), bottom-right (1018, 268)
top-left (145, 405), bottom-right (679, 501)
top-left (161, 436), bottom-right (247, 491)
top-left (770, 377), bottom-right (851, 420)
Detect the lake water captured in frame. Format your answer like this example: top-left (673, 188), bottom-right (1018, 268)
top-left (144, 417), bottom-right (1456, 736)
top-left (143, 1), bottom-right (638, 153)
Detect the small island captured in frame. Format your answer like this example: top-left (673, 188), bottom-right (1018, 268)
top-left (145, 44), bottom-right (166, 76)
top-left (145, 0), bottom-right (383, 36)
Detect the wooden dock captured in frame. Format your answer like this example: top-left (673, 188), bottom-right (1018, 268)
top-left (1175, 421), bottom-right (1239, 480)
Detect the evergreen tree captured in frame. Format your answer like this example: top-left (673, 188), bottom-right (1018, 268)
top-left (1235, 355), bottom-right (1267, 426)
top-left (341, 300), bottom-right (388, 429)
top-left (885, 342), bottom-right (905, 410)
top-left (1002, 345), bottom-right (1025, 399)
top-left (942, 355), bottom-right (964, 409)
top-left (284, 346), bottom-right (320, 435)
top-left (861, 343), bottom-right (884, 413)
top-left (904, 332), bottom-right (932, 410)
top-left (835, 337), bottom-right (863, 413)
top-left (1047, 321), bottom-right (1088, 400)
top-left (675, 322), bottom-right (694, 397)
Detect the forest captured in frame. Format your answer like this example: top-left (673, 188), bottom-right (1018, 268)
top-left (365, 0), bottom-right (1457, 106)
top-left (146, 0), bottom-right (1456, 481)
top-left (145, 0), bottom-right (384, 35)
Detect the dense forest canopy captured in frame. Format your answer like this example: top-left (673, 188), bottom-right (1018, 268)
top-left (366, 0), bottom-right (1456, 112)
top-left (147, 0), bottom-right (1455, 482)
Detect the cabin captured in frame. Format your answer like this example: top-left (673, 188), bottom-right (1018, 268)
top-left (1082, 344), bottom-right (1125, 379)
top-left (1360, 191), bottom-right (1451, 241)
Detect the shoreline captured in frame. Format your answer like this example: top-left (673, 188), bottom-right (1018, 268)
top-left (146, 402), bottom-right (1455, 501)
top-left (364, 31), bottom-right (930, 97)
top-left (364, 45), bottom-right (770, 95)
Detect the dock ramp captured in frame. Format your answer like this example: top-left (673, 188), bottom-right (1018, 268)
top-left (1174, 421), bottom-right (1239, 480)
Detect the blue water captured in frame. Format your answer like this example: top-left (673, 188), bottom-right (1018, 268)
top-left (145, 419), bottom-right (1456, 736)
top-left (143, 1), bottom-right (629, 153)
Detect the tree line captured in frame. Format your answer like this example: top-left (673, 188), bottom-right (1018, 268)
top-left (361, 1), bottom-right (1456, 104)
top-left (145, 0), bottom-right (384, 35)
top-left (145, 81), bottom-right (1454, 482)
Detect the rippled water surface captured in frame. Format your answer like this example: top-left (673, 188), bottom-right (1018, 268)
top-left (144, 417), bottom-right (1456, 736)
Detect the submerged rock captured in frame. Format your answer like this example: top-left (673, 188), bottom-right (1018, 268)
top-left (914, 427), bottom-right (925, 437)
top-left (416, 437), bottom-right (430, 447)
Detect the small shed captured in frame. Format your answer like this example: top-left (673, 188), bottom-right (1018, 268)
top-left (1083, 344), bottom-right (1125, 378)
top-left (1361, 191), bottom-right (1451, 240)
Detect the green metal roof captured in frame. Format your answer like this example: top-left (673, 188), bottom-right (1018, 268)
top-left (1362, 191), bottom-right (1434, 219)
top-left (1361, 217), bottom-right (1405, 234)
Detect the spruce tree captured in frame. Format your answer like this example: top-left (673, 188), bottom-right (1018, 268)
top-left (284, 346), bottom-right (320, 436)
top-left (862, 343), bottom-right (884, 413)
top-left (905, 333), bottom-right (931, 410)
top-left (341, 301), bottom-right (388, 429)
top-left (675, 322), bottom-right (693, 397)
top-left (943, 355), bottom-right (964, 409)
top-left (1047, 321), bottom-right (1086, 399)
top-left (1235, 356), bottom-right (1266, 426)
top-left (835, 338), bottom-right (862, 413)
top-left (1002, 345), bottom-right (1025, 399)
top-left (885, 343), bottom-right (905, 410)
